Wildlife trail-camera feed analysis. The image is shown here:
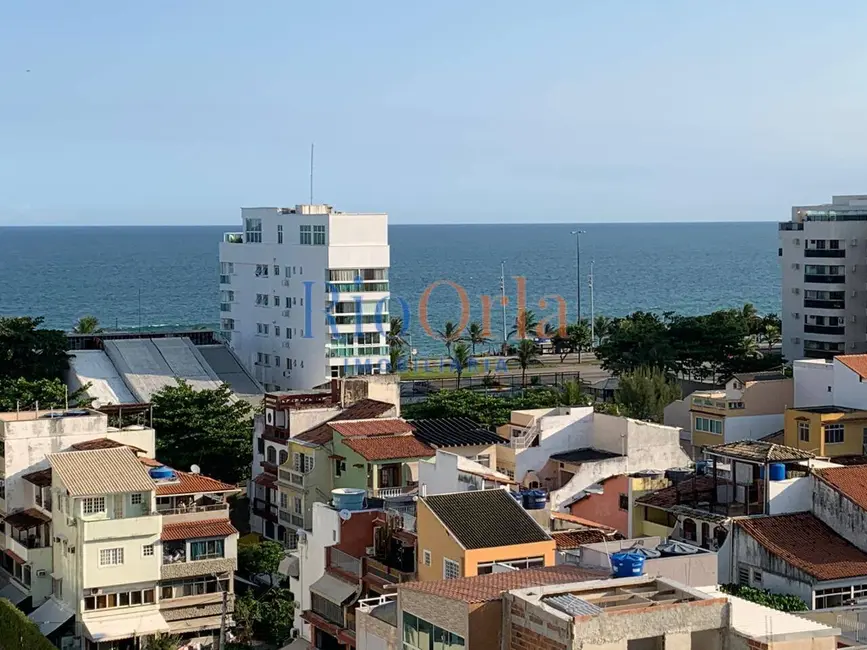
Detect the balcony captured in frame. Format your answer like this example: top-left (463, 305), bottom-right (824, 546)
top-left (83, 513), bottom-right (161, 542)
top-left (804, 299), bottom-right (845, 309)
top-left (367, 486), bottom-right (414, 499)
top-left (805, 249), bottom-right (846, 258)
top-left (804, 274), bottom-right (846, 284)
top-left (330, 547), bottom-right (362, 577)
top-left (780, 222), bottom-right (804, 231)
top-left (252, 498), bottom-right (278, 523)
top-left (804, 325), bottom-right (845, 335)
top-left (690, 396), bottom-right (727, 411)
top-left (278, 468), bottom-right (308, 488)
top-left (364, 557), bottom-right (417, 584)
top-left (223, 232), bottom-right (244, 243)
top-left (158, 502), bottom-right (229, 524)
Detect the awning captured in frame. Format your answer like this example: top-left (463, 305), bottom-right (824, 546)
top-left (28, 597), bottom-right (73, 636)
top-left (279, 554), bottom-right (299, 578)
top-left (253, 473), bottom-right (277, 489)
top-left (167, 614), bottom-right (231, 634)
top-left (0, 582), bottom-right (28, 605)
top-left (309, 573), bottom-right (357, 605)
top-left (84, 611), bottom-right (170, 641)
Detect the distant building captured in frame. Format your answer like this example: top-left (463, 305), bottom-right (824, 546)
top-left (780, 195), bottom-right (867, 361)
top-left (218, 204), bottom-right (391, 391)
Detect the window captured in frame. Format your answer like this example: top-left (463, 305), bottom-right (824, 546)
top-left (824, 423), bottom-right (844, 444)
top-left (131, 493), bottom-right (143, 505)
top-left (474, 454), bottom-right (490, 468)
top-left (313, 224), bottom-right (326, 245)
top-left (257, 438), bottom-right (265, 454)
top-left (279, 450), bottom-right (288, 465)
top-left (274, 264), bottom-right (280, 276)
top-left (274, 326), bottom-right (280, 337)
top-left (300, 224), bottom-right (312, 245)
top-left (190, 539), bottom-right (225, 561)
top-left (443, 558), bottom-right (460, 580)
top-left (694, 417), bottom-right (723, 434)
top-left (220, 261), bottom-right (234, 275)
top-left (267, 446), bottom-right (277, 464)
top-left (277, 224), bottom-right (283, 244)
top-left (245, 217), bottom-right (262, 243)
top-left (682, 518), bottom-right (697, 542)
top-left (257, 323), bottom-right (270, 335)
top-left (477, 557), bottom-right (545, 574)
top-left (280, 492), bottom-right (288, 509)
top-left (99, 548), bottom-right (124, 566)
top-left (798, 421), bottom-right (810, 442)
top-left (275, 356), bottom-right (280, 368)
top-left (220, 318), bottom-right (234, 331)
top-left (403, 612), bottom-right (465, 650)
top-left (738, 565), bottom-right (750, 586)
top-left (156, 576), bottom-right (229, 600)
top-left (255, 264), bottom-right (269, 277)
top-left (84, 587), bottom-right (155, 611)
top-left (294, 496), bottom-right (303, 515)
top-left (423, 550), bottom-right (432, 566)
top-left (619, 494), bottom-right (629, 511)
top-left (816, 586), bottom-right (850, 609)
top-left (255, 293), bottom-right (270, 306)
top-left (334, 458), bottom-right (343, 477)
top-left (83, 497), bottom-right (106, 515)
top-left (752, 569), bottom-right (763, 586)
top-left (142, 544), bottom-right (154, 557)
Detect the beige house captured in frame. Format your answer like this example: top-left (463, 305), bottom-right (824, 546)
top-left (665, 372), bottom-right (793, 453)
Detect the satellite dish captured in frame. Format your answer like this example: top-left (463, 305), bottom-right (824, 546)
top-left (190, 464), bottom-right (201, 474)
top-left (339, 509), bottom-right (352, 521)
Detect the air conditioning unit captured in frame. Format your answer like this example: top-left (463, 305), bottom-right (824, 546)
top-left (791, 312), bottom-right (799, 319)
top-left (853, 265), bottom-right (859, 273)
top-left (90, 588), bottom-right (101, 596)
top-left (852, 238), bottom-right (859, 246)
top-left (282, 310), bottom-right (291, 317)
top-left (36, 569), bottom-right (47, 578)
top-left (282, 341), bottom-right (291, 349)
top-left (69, 546), bottom-right (75, 554)
top-left (852, 315), bottom-right (858, 323)
top-left (283, 371), bottom-right (291, 378)
top-left (793, 238), bottom-right (800, 245)
top-left (793, 337), bottom-right (801, 344)
top-left (66, 517), bottom-right (75, 526)
top-left (290, 629), bottom-right (299, 640)
top-left (282, 280), bottom-right (291, 287)
top-left (792, 288), bottom-right (800, 295)
top-left (791, 263), bottom-right (800, 270)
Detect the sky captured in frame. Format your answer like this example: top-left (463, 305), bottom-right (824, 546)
top-left (2, 1), bottom-right (867, 225)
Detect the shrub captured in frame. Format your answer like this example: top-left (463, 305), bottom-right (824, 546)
top-left (719, 584), bottom-right (808, 612)
top-left (0, 598), bottom-right (56, 650)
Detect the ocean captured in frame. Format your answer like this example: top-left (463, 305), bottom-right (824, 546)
top-left (0, 222), bottom-right (780, 357)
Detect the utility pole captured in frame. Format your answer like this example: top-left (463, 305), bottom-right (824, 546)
top-left (571, 230), bottom-right (585, 323)
top-left (589, 260), bottom-right (595, 345)
top-left (219, 588), bottom-right (228, 649)
top-left (500, 260), bottom-right (507, 347)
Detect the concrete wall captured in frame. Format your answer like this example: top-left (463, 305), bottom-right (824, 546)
top-left (731, 525), bottom-right (815, 605)
top-left (724, 414), bottom-right (785, 443)
top-left (812, 475), bottom-right (867, 553)
top-left (794, 360), bottom-right (835, 408)
top-left (355, 609), bottom-right (396, 650)
top-left (768, 476), bottom-right (812, 515)
top-left (832, 358), bottom-right (867, 410)
top-left (292, 502), bottom-right (340, 641)
top-left (515, 408), bottom-right (595, 481)
top-left (399, 589), bottom-right (468, 641)
top-left (464, 540), bottom-right (556, 577)
top-left (580, 540), bottom-right (718, 587)
top-left (568, 474), bottom-right (630, 535)
top-left (663, 399), bottom-right (691, 435)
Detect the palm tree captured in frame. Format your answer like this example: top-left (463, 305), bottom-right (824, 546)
top-left (466, 322), bottom-right (489, 355)
top-left (509, 310), bottom-right (539, 340)
top-left (742, 303), bottom-right (760, 335)
top-left (594, 315), bottom-right (611, 346)
top-left (559, 380), bottom-right (588, 406)
top-left (763, 323), bottom-right (781, 352)
top-left (436, 321), bottom-right (463, 356)
top-left (568, 319), bottom-right (592, 363)
top-left (389, 344), bottom-right (405, 374)
top-left (387, 317), bottom-right (407, 372)
top-left (516, 339), bottom-right (539, 387)
top-left (451, 342), bottom-right (472, 388)
top-left (73, 315), bottom-right (103, 334)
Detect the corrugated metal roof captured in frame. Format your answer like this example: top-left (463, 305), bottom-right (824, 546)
top-left (544, 594), bottom-right (603, 617)
top-left (49, 447), bottom-right (155, 496)
top-left (161, 519), bottom-right (238, 541)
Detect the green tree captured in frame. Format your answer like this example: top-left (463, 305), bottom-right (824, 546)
top-left (436, 321), bottom-right (462, 356)
top-left (559, 380), bottom-right (589, 406)
top-left (387, 317), bottom-right (406, 372)
top-left (73, 315), bottom-right (103, 334)
top-left (403, 388), bottom-right (562, 428)
top-left (516, 339), bottom-right (539, 387)
top-left (0, 377), bottom-right (93, 412)
top-left (151, 380), bottom-right (253, 484)
top-left (451, 342), bottom-right (472, 389)
top-left (742, 302), bottom-right (760, 335)
top-left (594, 315), bottom-right (612, 346)
top-left (466, 322), bottom-right (489, 355)
top-left (509, 310), bottom-right (539, 340)
top-left (232, 591), bottom-right (259, 643)
top-left (238, 540), bottom-right (285, 586)
top-left (596, 312), bottom-right (673, 375)
top-left (0, 317), bottom-right (69, 381)
top-left (257, 588), bottom-right (295, 646)
top-left (143, 634), bottom-right (183, 650)
top-left (614, 367), bottom-right (681, 423)
top-left (568, 319), bottom-right (592, 363)
top-left (761, 323), bottom-right (781, 353)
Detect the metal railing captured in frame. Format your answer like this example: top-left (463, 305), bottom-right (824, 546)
top-left (367, 486), bottom-right (413, 499)
top-left (401, 370), bottom-right (581, 397)
top-left (330, 547), bottom-right (362, 577)
top-left (511, 420), bottom-right (541, 449)
top-left (387, 508), bottom-right (416, 533)
top-left (157, 503), bottom-right (228, 516)
top-left (358, 593), bottom-right (396, 613)
top-left (805, 248), bottom-right (846, 258)
top-left (365, 558), bottom-right (416, 584)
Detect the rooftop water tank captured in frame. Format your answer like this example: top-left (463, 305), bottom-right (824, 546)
top-left (769, 463), bottom-right (786, 481)
top-left (106, 426), bottom-right (120, 432)
top-left (626, 545), bottom-right (661, 559)
top-left (521, 490), bottom-right (547, 510)
top-left (149, 466), bottom-right (176, 481)
top-left (658, 541), bottom-right (698, 557)
top-left (123, 425), bottom-right (147, 431)
top-left (610, 552), bottom-right (646, 577)
top-left (331, 488), bottom-right (366, 512)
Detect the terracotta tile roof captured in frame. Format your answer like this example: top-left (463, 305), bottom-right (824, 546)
top-left (400, 566), bottom-right (607, 603)
top-left (635, 475), bottom-right (718, 509)
top-left (139, 457), bottom-right (164, 468)
top-left (49, 447), bottom-right (155, 496)
top-left (69, 438), bottom-right (145, 453)
top-left (155, 471), bottom-right (238, 496)
top-left (549, 512), bottom-right (618, 530)
top-left (4, 508), bottom-right (51, 529)
top-left (342, 435), bottom-right (434, 461)
top-left (736, 512), bottom-right (867, 581)
top-left (294, 399), bottom-right (396, 445)
top-left (252, 473), bottom-right (278, 489)
top-left (22, 468), bottom-right (52, 488)
top-left (423, 489), bottom-right (551, 549)
top-left (161, 518), bottom-right (238, 541)
top-left (837, 354), bottom-right (867, 380)
top-left (330, 418), bottom-right (414, 437)
top-left (816, 465), bottom-right (867, 511)
top-left (703, 440), bottom-right (814, 463)
top-left (551, 529), bottom-right (621, 549)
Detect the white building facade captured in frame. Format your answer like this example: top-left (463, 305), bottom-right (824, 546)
top-left (781, 195), bottom-right (867, 362)
top-left (218, 204), bottom-right (391, 391)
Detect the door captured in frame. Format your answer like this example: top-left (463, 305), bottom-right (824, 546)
top-left (380, 464), bottom-right (400, 488)
top-left (113, 496), bottom-right (123, 519)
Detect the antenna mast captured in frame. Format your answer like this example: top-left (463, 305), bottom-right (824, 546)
top-left (309, 143), bottom-right (314, 204)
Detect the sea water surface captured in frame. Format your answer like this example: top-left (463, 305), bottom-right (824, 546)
top-left (0, 222), bottom-right (779, 356)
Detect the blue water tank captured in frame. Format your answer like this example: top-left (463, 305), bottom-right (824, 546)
top-left (695, 461), bottom-right (708, 476)
top-left (610, 552), bottom-right (646, 578)
top-left (530, 489), bottom-right (547, 509)
top-left (332, 488), bottom-right (366, 511)
top-left (509, 491), bottom-right (522, 502)
top-left (769, 463), bottom-right (786, 481)
top-left (149, 466), bottom-right (175, 480)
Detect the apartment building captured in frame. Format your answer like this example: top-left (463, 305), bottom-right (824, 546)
top-left (780, 195), bottom-right (867, 362)
top-left (218, 204), bottom-right (391, 391)
top-left (664, 372), bottom-right (793, 450)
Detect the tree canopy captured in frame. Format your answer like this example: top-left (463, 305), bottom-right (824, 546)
top-left (151, 380), bottom-right (253, 484)
top-left (0, 377), bottom-right (92, 412)
top-left (614, 367), bottom-right (682, 423)
top-left (0, 316), bottom-right (69, 381)
top-left (238, 540), bottom-right (284, 585)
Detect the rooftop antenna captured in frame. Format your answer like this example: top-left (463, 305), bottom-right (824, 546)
top-left (309, 143), bottom-right (314, 205)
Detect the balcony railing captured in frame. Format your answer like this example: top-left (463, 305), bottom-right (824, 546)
top-left (804, 299), bottom-right (845, 309)
top-left (330, 547), bottom-right (362, 577)
top-left (358, 593), bottom-right (396, 613)
top-left (779, 222), bottom-right (804, 231)
top-left (804, 325), bottom-right (845, 335)
top-left (224, 232), bottom-right (244, 243)
top-left (157, 503), bottom-right (228, 516)
top-left (691, 397), bottom-right (727, 409)
top-left (365, 558), bottom-right (417, 584)
top-left (804, 274), bottom-right (846, 284)
top-left (367, 486), bottom-right (414, 499)
top-left (277, 468), bottom-right (307, 486)
top-left (805, 249), bottom-right (846, 258)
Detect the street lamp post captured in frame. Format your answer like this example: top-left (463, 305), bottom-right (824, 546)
top-left (571, 230), bottom-right (586, 322)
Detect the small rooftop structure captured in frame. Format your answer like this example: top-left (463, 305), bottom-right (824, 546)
top-left (49, 446), bottom-right (155, 496)
top-left (703, 440), bottom-right (815, 464)
top-left (790, 405), bottom-right (860, 414)
top-left (836, 354), bottom-right (867, 380)
top-left (731, 371), bottom-right (788, 383)
top-left (341, 435), bottom-right (434, 461)
top-left (293, 399), bottom-right (396, 446)
top-left (421, 489), bottom-right (551, 549)
top-left (409, 417), bottom-right (506, 448)
top-left (329, 418), bottom-right (414, 437)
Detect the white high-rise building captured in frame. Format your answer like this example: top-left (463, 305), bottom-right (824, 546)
top-left (781, 195), bottom-right (867, 362)
top-left (218, 204), bottom-right (391, 391)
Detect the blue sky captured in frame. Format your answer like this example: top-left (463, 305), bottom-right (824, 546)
top-left (2, 1), bottom-right (866, 225)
